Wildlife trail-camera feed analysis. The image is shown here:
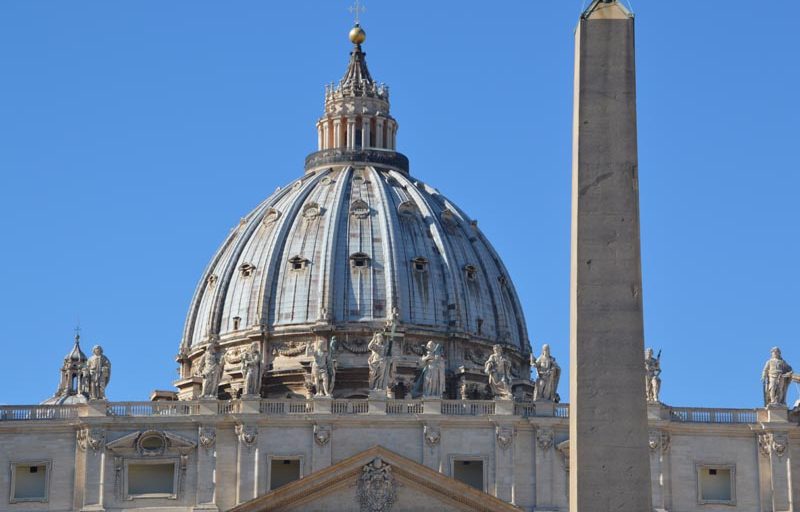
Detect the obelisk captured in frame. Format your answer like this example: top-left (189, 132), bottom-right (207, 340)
top-left (569, 1), bottom-right (652, 510)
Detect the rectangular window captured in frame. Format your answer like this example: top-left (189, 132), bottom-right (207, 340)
top-left (270, 458), bottom-right (301, 490)
top-left (697, 464), bottom-right (735, 505)
top-left (453, 459), bottom-right (484, 491)
top-left (10, 461), bottom-right (49, 503)
top-left (127, 462), bottom-right (176, 498)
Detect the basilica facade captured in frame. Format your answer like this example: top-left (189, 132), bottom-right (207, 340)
top-left (1, 5), bottom-right (799, 512)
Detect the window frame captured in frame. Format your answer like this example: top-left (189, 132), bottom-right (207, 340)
top-left (9, 460), bottom-right (51, 504)
top-left (266, 454), bottom-right (305, 492)
top-left (447, 454), bottom-right (488, 493)
top-left (123, 458), bottom-right (179, 501)
top-left (696, 462), bottom-right (736, 506)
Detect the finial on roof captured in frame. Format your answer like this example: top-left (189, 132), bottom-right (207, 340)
top-left (349, 23), bottom-right (367, 45)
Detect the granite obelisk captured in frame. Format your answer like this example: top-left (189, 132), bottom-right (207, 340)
top-left (570, 1), bottom-right (652, 510)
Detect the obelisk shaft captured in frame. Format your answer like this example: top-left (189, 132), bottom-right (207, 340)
top-left (569, 1), bottom-right (652, 510)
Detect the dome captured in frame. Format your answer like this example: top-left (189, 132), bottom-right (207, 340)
top-left (175, 25), bottom-right (531, 400)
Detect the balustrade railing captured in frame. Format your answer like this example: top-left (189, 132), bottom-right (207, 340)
top-left (669, 407), bottom-right (757, 424)
top-left (0, 405), bottom-right (81, 421)
top-left (0, 400), bottom-right (766, 424)
top-left (386, 400), bottom-right (424, 415)
top-left (107, 401), bottom-right (197, 417)
top-left (331, 400), bottom-right (370, 415)
top-left (441, 400), bottom-right (496, 416)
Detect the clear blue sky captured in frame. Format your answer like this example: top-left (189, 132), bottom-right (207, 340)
top-left (1, 1), bottom-right (797, 408)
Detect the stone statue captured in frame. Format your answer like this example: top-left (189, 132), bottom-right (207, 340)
top-left (484, 344), bottom-right (513, 400)
top-left (762, 347), bottom-right (793, 406)
top-left (415, 341), bottom-right (446, 398)
top-left (644, 347), bottom-right (662, 403)
top-left (200, 340), bottom-right (224, 398)
top-left (531, 343), bottom-right (561, 402)
top-left (240, 342), bottom-right (262, 397)
top-left (368, 331), bottom-right (395, 392)
top-left (86, 345), bottom-right (111, 400)
top-left (308, 337), bottom-right (337, 397)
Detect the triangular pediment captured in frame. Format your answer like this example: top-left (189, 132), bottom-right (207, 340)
top-left (230, 445), bottom-right (520, 512)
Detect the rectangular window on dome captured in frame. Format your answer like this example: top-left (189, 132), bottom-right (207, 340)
top-left (126, 461), bottom-right (177, 499)
top-left (696, 464), bottom-right (735, 505)
top-left (10, 461), bottom-right (50, 503)
top-left (451, 457), bottom-right (484, 492)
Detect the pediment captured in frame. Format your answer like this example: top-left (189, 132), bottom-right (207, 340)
top-left (230, 445), bottom-right (520, 512)
top-left (106, 429), bottom-right (196, 456)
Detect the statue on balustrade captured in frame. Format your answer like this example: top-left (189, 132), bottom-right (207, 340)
top-left (644, 347), bottom-right (662, 403)
top-left (86, 345), bottom-right (111, 400)
top-left (531, 343), bottom-right (561, 402)
top-left (308, 337), bottom-right (337, 397)
top-left (415, 341), bottom-right (446, 398)
top-left (484, 344), bottom-right (513, 400)
top-left (762, 347), bottom-right (793, 407)
top-left (200, 340), bottom-right (224, 399)
top-left (368, 330), bottom-right (396, 392)
top-left (240, 342), bottom-right (262, 397)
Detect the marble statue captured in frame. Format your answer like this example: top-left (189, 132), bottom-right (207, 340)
top-left (531, 343), bottom-right (560, 402)
top-left (644, 347), bottom-right (662, 403)
top-left (200, 340), bottom-right (224, 398)
top-left (368, 331), bottom-right (395, 392)
top-left (484, 344), bottom-right (513, 400)
top-left (240, 342), bottom-right (262, 397)
top-left (309, 337), bottom-right (337, 397)
top-left (762, 347), bottom-right (793, 406)
top-left (415, 340), bottom-right (446, 398)
top-left (86, 345), bottom-right (111, 400)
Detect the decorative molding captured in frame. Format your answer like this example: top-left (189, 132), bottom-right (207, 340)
top-left (423, 425), bottom-right (441, 447)
top-left (340, 338), bottom-right (370, 354)
top-left (356, 456), bottom-right (397, 512)
top-left (313, 424), bottom-right (331, 446)
top-left (649, 430), bottom-right (670, 454)
top-left (199, 426), bottom-right (216, 450)
top-left (272, 341), bottom-right (308, 357)
top-left (105, 429), bottom-right (195, 457)
top-left (77, 427), bottom-right (105, 453)
top-left (496, 426), bottom-right (513, 450)
top-left (536, 428), bottom-right (554, 451)
top-left (235, 424), bottom-right (258, 449)
top-left (759, 432), bottom-right (788, 458)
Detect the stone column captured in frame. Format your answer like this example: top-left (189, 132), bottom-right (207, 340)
top-left (317, 123), bottom-right (323, 150)
top-left (493, 425), bottom-right (515, 502)
top-left (376, 119), bottom-right (384, 148)
top-left (534, 427), bottom-right (557, 510)
top-left (333, 119), bottom-right (342, 149)
top-left (649, 430), bottom-right (671, 512)
top-left (346, 118), bottom-right (356, 149)
top-left (77, 427), bottom-right (106, 511)
top-left (422, 424), bottom-right (441, 471)
top-left (758, 430), bottom-right (792, 512)
top-left (569, 1), bottom-right (652, 511)
top-left (195, 426), bottom-right (219, 511)
top-left (323, 122), bottom-right (330, 150)
top-left (234, 424), bottom-right (259, 505)
top-left (311, 424), bottom-right (332, 473)
top-left (362, 118), bottom-right (370, 149)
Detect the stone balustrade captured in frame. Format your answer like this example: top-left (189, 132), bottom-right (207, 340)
top-left (0, 400), bottom-right (773, 424)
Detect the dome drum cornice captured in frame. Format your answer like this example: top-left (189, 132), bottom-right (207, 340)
top-left (305, 148), bottom-right (409, 174)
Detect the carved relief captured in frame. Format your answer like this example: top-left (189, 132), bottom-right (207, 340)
top-left (340, 338), bottom-right (370, 354)
top-left (302, 202), bottom-right (322, 220)
top-left (272, 341), bottom-right (308, 357)
top-left (759, 432), bottom-right (788, 458)
top-left (423, 425), bottom-right (441, 446)
top-left (648, 430), bottom-right (670, 453)
top-left (350, 199), bottom-right (371, 219)
top-left (357, 456), bottom-right (397, 512)
top-left (496, 426), bottom-right (514, 450)
top-left (235, 424), bottom-right (258, 448)
top-left (77, 427), bottom-right (105, 452)
top-left (313, 424), bottom-right (331, 446)
top-left (199, 426), bottom-right (216, 450)
top-left (262, 208), bottom-right (281, 225)
top-left (536, 429), bottom-right (554, 450)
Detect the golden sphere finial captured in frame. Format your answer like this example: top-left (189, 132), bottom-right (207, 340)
top-left (349, 24), bottom-right (366, 45)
